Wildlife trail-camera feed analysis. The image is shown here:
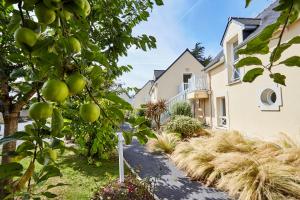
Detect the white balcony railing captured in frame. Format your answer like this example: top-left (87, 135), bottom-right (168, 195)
top-left (160, 74), bottom-right (208, 124)
top-left (178, 74), bottom-right (208, 94)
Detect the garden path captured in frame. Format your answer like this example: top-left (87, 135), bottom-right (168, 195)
top-left (124, 139), bottom-right (231, 200)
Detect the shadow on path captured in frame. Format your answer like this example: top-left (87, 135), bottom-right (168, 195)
top-left (124, 140), bottom-right (231, 200)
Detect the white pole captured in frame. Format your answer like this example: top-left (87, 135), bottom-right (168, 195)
top-left (117, 132), bottom-right (125, 183)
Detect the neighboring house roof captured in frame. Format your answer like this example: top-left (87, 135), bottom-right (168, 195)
top-left (150, 49), bottom-right (204, 90)
top-left (133, 80), bottom-right (153, 97)
top-left (206, 0), bottom-right (279, 70)
top-left (154, 70), bottom-right (165, 80)
top-left (205, 51), bottom-right (224, 69)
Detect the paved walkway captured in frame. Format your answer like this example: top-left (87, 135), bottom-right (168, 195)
top-left (124, 140), bottom-right (230, 200)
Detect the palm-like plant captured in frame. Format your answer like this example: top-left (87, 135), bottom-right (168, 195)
top-left (145, 99), bottom-right (167, 130)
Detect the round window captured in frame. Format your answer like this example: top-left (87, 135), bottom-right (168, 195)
top-left (260, 88), bottom-right (277, 105)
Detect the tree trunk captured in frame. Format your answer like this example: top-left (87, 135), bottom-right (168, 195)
top-left (1, 112), bottom-right (19, 164)
top-left (0, 112), bottom-right (19, 198)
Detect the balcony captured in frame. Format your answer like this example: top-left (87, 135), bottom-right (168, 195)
top-left (166, 74), bottom-right (209, 110)
top-left (178, 74), bottom-right (208, 94)
top-left (160, 74), bottom-right (209, 124)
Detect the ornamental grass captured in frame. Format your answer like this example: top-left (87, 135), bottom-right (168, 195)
top-left (146, 132), bottom-right (180, 154)
top-left (171, 131), bottom-right (300, 200)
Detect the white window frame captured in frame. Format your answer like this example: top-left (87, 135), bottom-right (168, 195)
top-left (258, 85), bottom-right (282, 111)
top-left (217, 97), bottom-right (228, 128)
top-left (183, 73), bottom-right (192, 91)
top-left (231, 41), bottom-right (241, 82)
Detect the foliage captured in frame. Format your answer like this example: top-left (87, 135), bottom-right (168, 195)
top-left (238, 0), bottom-right (300, 85)
top-left (146, 132), bottom-right (180, 154)
top-left (92, 175), bottom-right (155, 200)
top-left (145, 100), bottom-right (167, 130)
top-left (190, 42), bottom-right (212, 66)
top-left (170, 101), bottom-right (192, 117)
top-left (166, 115), bottom-right (203, 138)
top-left (171, 131), bottom-right (300, 200)
top-left (0, 0), bottom-right (163, 198)
top-left (135, 107), bottom-right (151, 128)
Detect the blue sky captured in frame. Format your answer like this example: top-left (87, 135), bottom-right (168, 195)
top-left (118, 0), bottom-right (275, 89)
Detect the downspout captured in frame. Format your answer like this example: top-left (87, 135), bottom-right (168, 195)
top-left (208, 72), bottom-right (213, 128)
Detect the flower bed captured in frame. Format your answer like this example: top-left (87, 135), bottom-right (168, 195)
top-left (92, 175), bottom-right (154, 200)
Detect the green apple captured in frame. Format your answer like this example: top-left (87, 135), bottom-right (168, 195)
top-left (66, 72), bottom-right (86, 94)
top-left (35, 3), bottom-right (56, 25)
top-left (14, 27), bottom-right (38, 47)
top-left (42, 79), bottom-right (69, 102)
top-left (68, 37), bottom-right (81, 53)
top-left (79, 103), bottom-right (100, 122)
top-left (63, 10), bottom-right (73, 20)
top-left (29, 102), bottom-right (53, 120)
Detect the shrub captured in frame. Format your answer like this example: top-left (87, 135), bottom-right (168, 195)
top-left (166, 115), bottom-right (203, 138)
top-left (171, 131), bottom-right (300, 200)
top-left (135, 108), bottom-right (151, 127)
top-left (146, 132), bottom-right (180, 154)
top-left (170, 101), bottom-right (192, 117)
top-left (136, 108), bottom-right (146, 117)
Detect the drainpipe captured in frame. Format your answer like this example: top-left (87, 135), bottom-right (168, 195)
top-left (208, 72), bottom-right (213, 127)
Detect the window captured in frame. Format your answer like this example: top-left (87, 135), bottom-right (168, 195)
top-left (233, 41), bottom-right (239, 62)
top-left (258, 86), bottom-right (282, 111)
top-left (217, 97), bottom-right (227, 128)
top-left (183, 74), bottom-right (192, 90)
top-left (232, 41), bottom-right (241, 81)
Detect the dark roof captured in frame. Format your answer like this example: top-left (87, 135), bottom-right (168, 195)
top-left (206, 0), bottom-right (279, 70)
top-left (233, 17), bottom-right (261, 26)
top-left (220, 17), bottom-right (261, 45)
top-left (133, 80), bottom-right (153, 97)
top-left (154, 70), bottom-right (165, 80)
top-left (205, 51), bottom-right (224, 69)
top-left (150, 49), bottom-right (204, 88)
top-left (238, 0), bottom-right (280, 48)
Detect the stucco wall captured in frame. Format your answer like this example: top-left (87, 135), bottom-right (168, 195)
top-left (151, 51), bottom-right (205, 101)
top-left (132, 81), bottom-right (152, 108)
top-left (227, 20), bottom-right (300, 141)
top-left (208, 19), bottom-right (300, 141)
top-left (208, 63), bottom-right (228, 128)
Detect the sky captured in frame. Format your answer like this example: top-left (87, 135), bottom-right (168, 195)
top-left (118, 0), bottom-right (275, 89)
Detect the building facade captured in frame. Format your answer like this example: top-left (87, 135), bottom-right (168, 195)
top-left (204, 1), bottom-right (300, 140)
top-left (133, 1), bottom-right (300, 140)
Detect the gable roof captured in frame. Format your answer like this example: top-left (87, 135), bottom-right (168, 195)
top-left (151, 49), bottom-right (204, 87)
top-left (220, 17), bottom-right (261, 46)
top-left (133, 80), bottom-right (153, 97)
top-left (154, 70), bottom-right (165, 80)
top-left (206, 0), bottom-right (279, 70)
top-left (238, 0), bottom-right (279, 48)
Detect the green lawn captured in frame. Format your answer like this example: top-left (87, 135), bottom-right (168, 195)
top-left (21, 150), bottom-right (125, 200)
